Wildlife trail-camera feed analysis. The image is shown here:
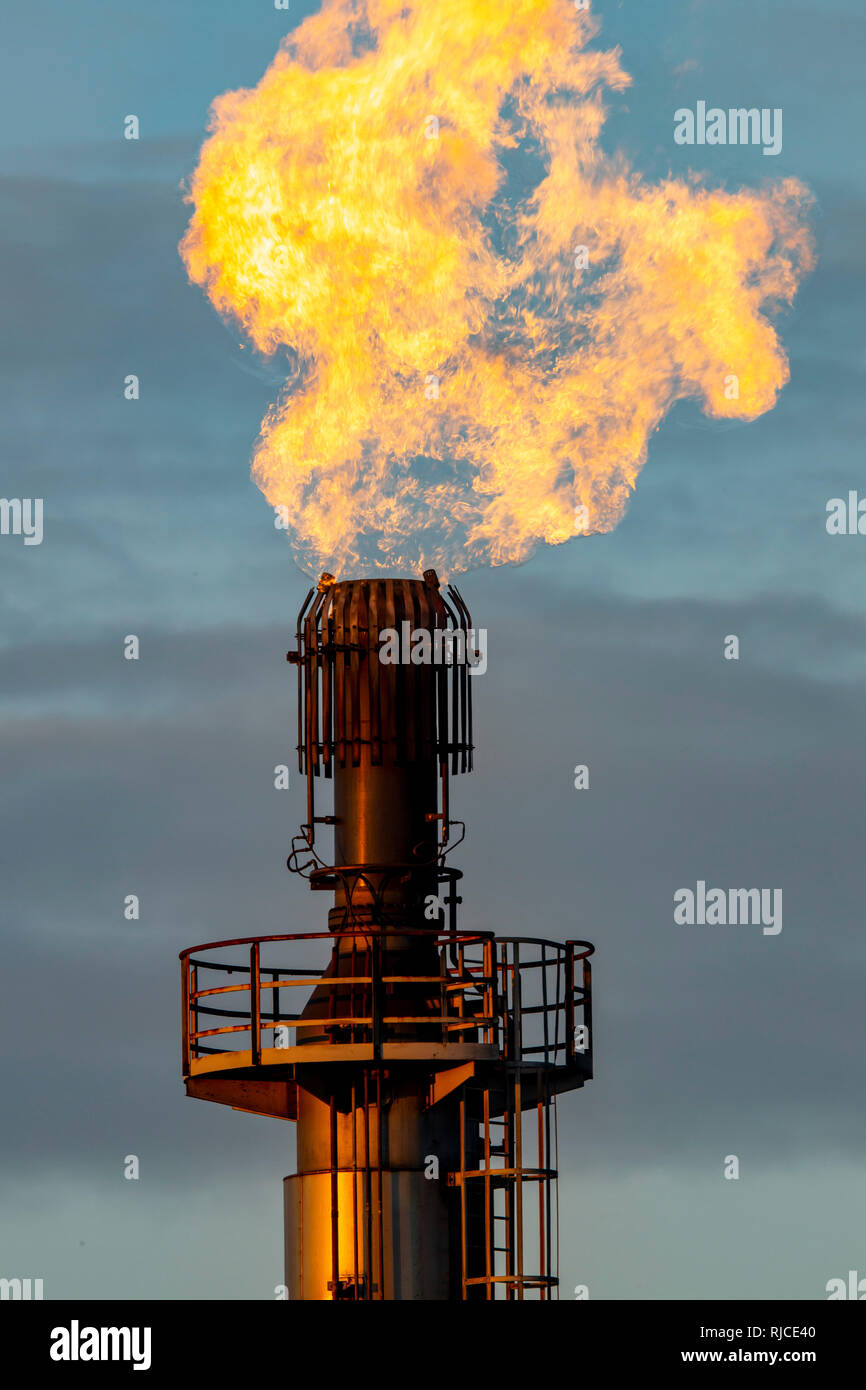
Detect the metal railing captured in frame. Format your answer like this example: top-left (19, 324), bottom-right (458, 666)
top-left (180, 930), bottom-right (593, 1076)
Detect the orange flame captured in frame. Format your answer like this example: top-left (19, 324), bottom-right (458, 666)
top-left (181, 0), bottom-right (814, 575)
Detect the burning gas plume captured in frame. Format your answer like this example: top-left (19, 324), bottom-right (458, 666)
top-left (181, 0), bottom-right (814, 575)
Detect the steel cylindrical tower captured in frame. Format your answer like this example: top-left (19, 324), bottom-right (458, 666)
top-left (180, 570), bottom-right (594, 1300)
top-left (286, 573), bottom-right (471, 1299)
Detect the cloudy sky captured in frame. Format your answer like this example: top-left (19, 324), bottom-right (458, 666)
top-left (1, 0), bottom-right (864, 1299)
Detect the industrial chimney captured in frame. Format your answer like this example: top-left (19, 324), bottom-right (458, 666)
top-left (180, 572), bottom-right (594, 1299)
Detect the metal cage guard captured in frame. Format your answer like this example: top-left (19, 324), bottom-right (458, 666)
top-left (287, 572), bottom-right (474, 869)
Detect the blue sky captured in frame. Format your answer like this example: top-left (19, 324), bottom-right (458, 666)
top-left (1, 0), bottom-right (865, 1300)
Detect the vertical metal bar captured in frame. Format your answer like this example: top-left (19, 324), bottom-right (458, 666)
top-left (539, 944), bottom-right (548, 1300)
top-left (271, 970), bottom-right (280, 1046)
top-left (483, 1085), bottom-right (492, 1299)
top-left (363, 1069), bottom-right (373, 1300)
top-left (484, 938), bottom-right (493, 1047)
top-left (250, 943), bottom-right (261, 1065)
top-left (322, 589), bottom-right (332, 776)
top-left (450, 607), bottom-right (459, 775)
top-left (181, 958), bottom-right (190, 1073)
top-left (439, 934), bottom-right (447, 1044)
top-left (295, 588), bottom-right (312, 774)
top-left (389, 584), bottom-right (406, 766)
top-left (465, 606), bottom-right (473, 772)
top-left (566, 942), bottom-right (576, 1062)
top-left (369, 581), bottom-right (382, 766)
top-left (458, 614), bottom-right (467, 776)
top-left (335, 587), bottom-right (347, 766)
top-left (349, 583), bottom-right (362, 766)
top-left (513, 941), bottom-right (522, 1061)
top-left (330, 1095), bottom-right (339, 1300)
top-left (191, 964), bottom-right (198, 1060)
top-left (440, 762), bottom-right (450, 851)
top-left (538, 1088), bottom-right (545, 1299)
top-left (545, 1073), bottom-right (553, 1297)
top-left (435, 615), bottom-right (448, 786)
top-left (514, 942), bottom-right (523, 1299)
top-left (309, 598), bottom-right (320, 778)
top-left (505, 1089), bottom-right (514, 1299)
top-left (372, 935), bottom-right (381, 1061)
top-left (351, 1083), bottom-right (360, 1299)
top-left (499, 939), bottom-right (509, 1059)
top-left (459, 1095), bottom-right (467, 1300)
top-left (498, 937), bottom-right (514, 1299)
top-left (448, 585), bottom-right (470, 773)
top-left (304, 609), bottom-right (315, 837)
top-left (515, 1070), bottom-right (523, 1301)
top-left (401, 579), bottom-right (419, 764)
top-left (554, 948), bottom-right (563, 1062)
top-left (554, 1096), bottom-right (560, 1300)
top-left (376, 1068), bottom-right (385, 1300)
top-left (350, 932), bottom-right (358, 1046)
top-left (540, 943), bottom-right (549, 1064)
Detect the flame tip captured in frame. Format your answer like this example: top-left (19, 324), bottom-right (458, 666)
top-left (182, 0), bottom-right (814, 572)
